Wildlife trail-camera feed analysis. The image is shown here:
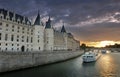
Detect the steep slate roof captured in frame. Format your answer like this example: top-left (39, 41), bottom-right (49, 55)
top-left (0, 8), bottom-right (31, 25)
top-left (61, 25), bottom-right (66, 33)
top-left (34, 13), bottom-right (41, 25)
top-left (45, 17), bottom-right (52, 28)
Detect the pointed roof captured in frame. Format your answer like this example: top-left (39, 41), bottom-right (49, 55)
top-left (34, 12), bottom-right (41, 25)
top-left (45, 16), bottom-right (52, 28)
top-left (61, 24), bottom-right (66, 33)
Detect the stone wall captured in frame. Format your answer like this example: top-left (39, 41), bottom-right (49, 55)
top-left (0, 51), bottom-right (83, 73)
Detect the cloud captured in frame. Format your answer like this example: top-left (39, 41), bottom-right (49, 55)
top-left (0, 0), bottom-right (120, 42)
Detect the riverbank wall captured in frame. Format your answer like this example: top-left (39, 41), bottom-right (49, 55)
top-left (0, 50), bottom-right (83, 73)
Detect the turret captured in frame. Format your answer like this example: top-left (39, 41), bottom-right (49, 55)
top-left (12, 12), bottom-right (15, 21)
top-left (34, 12), bottom-right (42, 26)
top-left (45, 16), bottom-right (52, 29)
top-left (61, 23), bottom-right (66, 33)
top-left (0, 10), bottom-right (4, 19)
top-left (6, 10), bottom-right (10, 20)
top-left (22, 16), bottom-right (25, 24)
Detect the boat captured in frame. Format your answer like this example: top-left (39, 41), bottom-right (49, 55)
top-left (82, 51), bottom-right (101, 63)
top-left (101, 50), bottom-right (106, 54)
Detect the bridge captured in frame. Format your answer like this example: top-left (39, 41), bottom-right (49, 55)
top-left (85, 48), bottom-right (120, 52)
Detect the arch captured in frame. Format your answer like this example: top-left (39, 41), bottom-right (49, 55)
top-left (21, 46), bottom-right (25, 52)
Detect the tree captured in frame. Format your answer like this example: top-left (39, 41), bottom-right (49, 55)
top-left (80, 43), bottom-right (86, 52)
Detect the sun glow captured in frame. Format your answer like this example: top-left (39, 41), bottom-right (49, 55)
top-left (82, 41), bottom-right (120, 47)
top-left (95, 41), bottom-right (115, 47)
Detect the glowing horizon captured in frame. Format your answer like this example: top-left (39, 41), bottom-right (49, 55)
top-left (81, 41), bottom-right (120, 47)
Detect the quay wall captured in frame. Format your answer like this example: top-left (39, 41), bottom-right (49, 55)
top-left (0, 51), bottom-right (83, 72)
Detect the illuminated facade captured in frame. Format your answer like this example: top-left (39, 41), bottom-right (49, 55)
top-left (0, 9), bottom-right (80, 52)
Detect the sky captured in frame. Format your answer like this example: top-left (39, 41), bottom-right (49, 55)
top-left (0, 0), bottom-right (120, 47)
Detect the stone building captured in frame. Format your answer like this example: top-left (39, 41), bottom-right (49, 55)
top-left (0, 9), bottom-right (80, 52)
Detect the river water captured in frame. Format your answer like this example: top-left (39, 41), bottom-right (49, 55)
top-left (0, 52), bottom-right (120, 77)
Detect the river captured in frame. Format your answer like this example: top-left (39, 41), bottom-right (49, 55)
top-left (0, 52), bottom-right (120, 77)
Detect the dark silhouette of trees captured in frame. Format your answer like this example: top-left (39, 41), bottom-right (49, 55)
top-left (105, 43), bottom-right (120, 48)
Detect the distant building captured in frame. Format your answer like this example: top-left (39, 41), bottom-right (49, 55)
top-left (0, 9), bottom-right (80, 52)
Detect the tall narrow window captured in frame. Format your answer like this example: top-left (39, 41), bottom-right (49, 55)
top-left (11, 35), bottom-right (14, 41)
top-left (27, 36), bottom-right (28, 42)
top-left (17, 35), bottom-right (19, 42)
top-left (5, 34), bottom-right (8, 41)
top-left (31, 37), bottom-right (33, 43)
top-left (0, 33), bottom-right (1, 40)
top-left (38, 40), bottom-right (39, 43)
top-left (22, 36), bottom-right (24, 42)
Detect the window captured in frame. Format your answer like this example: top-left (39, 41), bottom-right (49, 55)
top-left (17, 48), bottom-right (19, 50)
top-left (12, 25), bottom-right (14, 28)
top-left (12, 48), bottom-right (13, 50)
top-left (39, 47), bottom-right (40, 50)
top-left (17, 44), bottom-right (19, 46)
top-left (6, 43), bottom-right (7, 46)
top-left (0, 43), bottom-right (1, 46)
top-left (6, 29), bottom-right (8, 31)
top-left (6, 48), bottom-right (7, 50)
top-left (17, 35), bottom-right (19, 38)
top-left (12, 29), bottom-right (14, 32)
top-left (38, 40), bottom-right (39, 43)
top-left (0, 33), bottom-right (1, 40)
top-left (31, 37), bottom-right (33, 43)
top-left (17, 39), bottom-right (19, 42)
top-left (22, 27), bottom-right (24, 30)
top-left (6, 24), bottom-right (8, 27)
top-left (18, 26), bottom-right (20, 29)
top-left (0, 22), bottom-right (2, 25)
top-left (5, 34), bottom-right (8, 41)
top-left (22, 40), bottom-right (24, 42)
top-left (22, 36), bottom-right (24, 38)
top-left (12, 44), bottom-right (14, 46)
top-left (27, 36), bottom-right (28, 42)
top-left (17, 35), bottom-right (19, 42)
top-left (0, 28), bottom-right (2, 30)
top-left (11, 35), bottom-right (14, 41)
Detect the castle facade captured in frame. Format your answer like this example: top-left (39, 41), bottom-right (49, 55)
top-left (0, 9), bottom-right (80, 52)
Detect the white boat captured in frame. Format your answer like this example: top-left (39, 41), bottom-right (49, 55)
top-left (82, 51), bottom-right (101, 63)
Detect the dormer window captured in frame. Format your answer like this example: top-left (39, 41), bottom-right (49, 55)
top-left (17, 18), bottom-right (20, 24)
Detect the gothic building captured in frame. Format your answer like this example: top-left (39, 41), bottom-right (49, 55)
top-left (0, 9), bottom-right (80, 52)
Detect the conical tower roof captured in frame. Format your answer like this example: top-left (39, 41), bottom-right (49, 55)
top-left (61, 24), bottom-right (66, 33)
top-left (45, 16), bottom-right (52, 28)
top-left (34, 12), bottom-right (41, 25)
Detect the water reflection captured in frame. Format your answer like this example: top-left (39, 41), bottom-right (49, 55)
top-left (98, 54), bottom-right (117, 77)
top-left (0, 53), bottom-right (120, 77)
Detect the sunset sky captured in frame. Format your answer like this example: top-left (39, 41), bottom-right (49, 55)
top-left (0, 0), bottom-right (120, 47)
